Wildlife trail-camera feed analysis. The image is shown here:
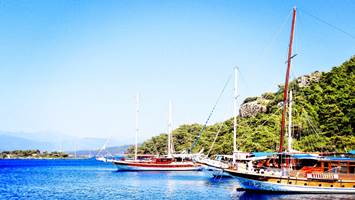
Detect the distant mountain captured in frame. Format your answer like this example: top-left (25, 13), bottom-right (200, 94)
top-left (0, 131), bottom-right (123, 152)
top-left (69, 137), bottom-right (107, 150)
top-left (0, 135), bottom-right (56, 151)
top-left (69, 145), bottom-right (131, 157)
top-left (103, 145), bottom-right (131, 155)
top-left (60, 137), bottom-right (123, 152)
top-left (0, 131), bottom-right (76, 151)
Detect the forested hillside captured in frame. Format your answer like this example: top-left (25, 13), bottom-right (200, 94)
top-left (127, 56), bottom-right (355, 156)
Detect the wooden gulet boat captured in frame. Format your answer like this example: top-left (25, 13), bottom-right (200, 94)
top-left (223, 7), bottom-right (355, 193)
top-left (225, 154), bottom-right (355, 193)
top-left (113, 157), bottom-right (202, 171)
top-left (113, 98), bottom-right (202, 171)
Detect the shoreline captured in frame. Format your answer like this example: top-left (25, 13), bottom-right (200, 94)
top-left (0, 157), bottom-right (90, 160)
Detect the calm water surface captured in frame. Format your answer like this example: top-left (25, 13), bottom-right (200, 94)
top-left (0, 159), bottom-right (353, 200)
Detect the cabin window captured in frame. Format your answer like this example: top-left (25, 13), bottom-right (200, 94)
top-left (331, 162), bottom-right (339, 173)
top-left (330, 185), bottom-right (333, 187)
top-left (318, 184), bottom-right (322, 187)
top-left (340, 166), bottom-right (347, 174)
top-left (288, 182), bottom-right (292, 184)
top-left (350, 166), bottom-right (355, 174)
top-left (304, 183), bottom-right (307, 186)
top-left (340, 162), bottom-right (348, 174)
top-left (299, 159), bottom-right (318, 168)
top-left (323, 162), bottom-right (329, 172)
top-left (331, 162), bottom-right (338, 167)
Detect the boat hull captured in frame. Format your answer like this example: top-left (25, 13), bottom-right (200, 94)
top-left (225, 169), bottom-right (355, 194)
top-left (113, 160), bottom-right (202, 171)
top-left (197, 157), bottom-right (232, 177)
top-left (203, 165), bottom-right (232, 177)
top-left (236, 176), bottom-right (355, 194)
top-left (96, 157), bottom-right (115, 163)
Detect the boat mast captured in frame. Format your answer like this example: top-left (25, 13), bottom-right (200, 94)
top-left (167, 100), bottom-right (173, 158)
top-left (233, 67), bottom-right (238, 164)
top-left (135, 93), bottom-right (139, 160)
top-left (279, 7), bottom-right (296, 153)
top-left (74, 144), bottom-right (77, 159)
top-left (287, 90), bottom-right (293, 152)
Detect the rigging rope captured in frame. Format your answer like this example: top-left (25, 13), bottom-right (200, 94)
top-left (96, 136), bottom-right (113, 157)
top-left (206, 122), bottom-right (224, 157)
top-left (233, 72), bottom-right (285, 148)
top-left (237, 106), bottom-right (282, 145)
top-left (259, 10), bottom-right (293, 60)
top-left (296, 107), bottom-right (323, 151)
top-left (242, 10), bottom-right (293, 94)
top-left (151, 137), bottom-right (160, 156)
top-left (189, 71), bottom-right (233, 153)
top-left (299, 8), bottom-right (355, 40)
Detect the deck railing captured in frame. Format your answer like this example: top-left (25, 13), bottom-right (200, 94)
top-left (307, 172), bottom-right (339, 180)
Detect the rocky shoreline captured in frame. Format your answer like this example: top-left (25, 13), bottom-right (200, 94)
top-left (0, 150), bottom-right (69, 159)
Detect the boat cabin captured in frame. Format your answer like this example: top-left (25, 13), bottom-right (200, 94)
top-left (252, 153), bottom-right (355, 178)
top-left (152, 157), bottom-right (174, 164)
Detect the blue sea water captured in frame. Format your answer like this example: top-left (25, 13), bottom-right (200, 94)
top-left (0, 159), bottom-right (353, 200)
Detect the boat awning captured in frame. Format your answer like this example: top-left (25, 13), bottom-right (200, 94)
top-left (349, 150), bottom-right (355, 155)
top-left (248, 156), bottom-right (269, 161)
top-left (324, 157), bottom-right (355, 161)
top-left (251, 152), bottom-right (276, 157)
top-left (290, 154), bottom-right (319, 159)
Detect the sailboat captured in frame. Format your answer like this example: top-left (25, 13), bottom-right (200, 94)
top-left (198, 67), bottom-right (241, 177)
top-left (112, 98), bottom-right (202, 171)
top-left (95, 136), bottom-right (116, 162)
top-left (198, 67), bottom-right (271, 177)
top-left (222, 7), bottom-right (355, 193)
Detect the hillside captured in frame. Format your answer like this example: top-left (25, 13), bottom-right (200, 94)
top-left (127, 56), bottom-right (355, 156)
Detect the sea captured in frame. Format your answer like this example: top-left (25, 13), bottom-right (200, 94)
top-left (0, 159), bottom-right (353, 200)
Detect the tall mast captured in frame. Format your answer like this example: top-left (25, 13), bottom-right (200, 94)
top-left (233, 67), bottom-right (238, 164)
top-left (167, 100), bottom-right (173, 158)
top-left (287, 90), bottom-right (293, 152)
top-left (135, 93), bottom-right (139, 160)
top-left (74, 144), bottom-right (77, 159)
top-left (279, 7), bottom-right (296, 153)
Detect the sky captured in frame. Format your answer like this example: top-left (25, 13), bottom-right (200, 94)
top-left (0, 0), bottom-right (354, 146)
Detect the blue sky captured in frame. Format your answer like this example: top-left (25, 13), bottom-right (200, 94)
top-left (0, 0), bottom-right (354, 145)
